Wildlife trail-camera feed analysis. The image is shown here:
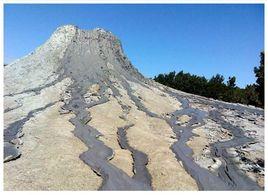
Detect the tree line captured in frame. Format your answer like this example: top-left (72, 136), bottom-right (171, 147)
top-left (154, 52), bottom-right (264, 108)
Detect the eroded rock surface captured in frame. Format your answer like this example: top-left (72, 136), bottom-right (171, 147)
top-left (4, 25), bottom-right (264, 190)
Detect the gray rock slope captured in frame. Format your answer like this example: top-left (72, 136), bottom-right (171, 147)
top-left (4, 25), bottom-right (264, 190)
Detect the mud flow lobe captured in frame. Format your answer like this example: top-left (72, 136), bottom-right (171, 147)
top-left (164, 89), bottom-right (261, 190)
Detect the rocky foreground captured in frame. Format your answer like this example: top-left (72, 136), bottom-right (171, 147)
top-left (4, 25), bottom-right (264, 190)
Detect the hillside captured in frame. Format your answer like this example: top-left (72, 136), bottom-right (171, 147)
top-left (4, 25), bottom-right (264, 190)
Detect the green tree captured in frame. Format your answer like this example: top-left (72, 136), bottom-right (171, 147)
top-left (166, 71), bottom-right (176, 87)
top-left (207, 74), bottom-right (226, 99)
top-left (154, 74), bottom-right (166, 85)
top-left (153, 53), bottom-right (264, 108)
top-left (223, 76), bottom-right (237, 102)
top-left (254, 52), bottom-right (264, 107)
top-left (244, 84), bottom-right (260, 106)
top-left (227, 76), bottom-right (236, 88)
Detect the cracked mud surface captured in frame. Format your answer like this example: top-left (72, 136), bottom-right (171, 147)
top-left (4, 25), bottom-right (264, 190)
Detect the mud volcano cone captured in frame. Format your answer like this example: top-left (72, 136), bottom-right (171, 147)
top-left (4, 25), bottom-right (264, 191)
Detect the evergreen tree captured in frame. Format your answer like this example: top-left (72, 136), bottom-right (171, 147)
top-left (254, 52), bottom-right (264, 107)
top-left (207, 74), bottom-right (226, 99)
top-left (244, 84), bottom-right (260, 106)
top-left (227, 76), bottom-right (236, 88)
top-left (153, 52), bottom-right (264, 108)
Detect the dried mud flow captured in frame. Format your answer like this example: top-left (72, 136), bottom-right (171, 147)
top-left (164, 90), bottom-right (262, 190)
top-left (4, 25), bottom-right (264, 190)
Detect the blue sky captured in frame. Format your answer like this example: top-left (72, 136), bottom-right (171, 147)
top-left (4, 4), bottom-right (264, 87)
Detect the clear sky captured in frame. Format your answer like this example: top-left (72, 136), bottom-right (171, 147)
top-left (4, 4), bottom-right (264, 88)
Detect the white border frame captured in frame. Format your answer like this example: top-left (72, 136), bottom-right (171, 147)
top-left (0, 1), bottom-right (266, 193)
